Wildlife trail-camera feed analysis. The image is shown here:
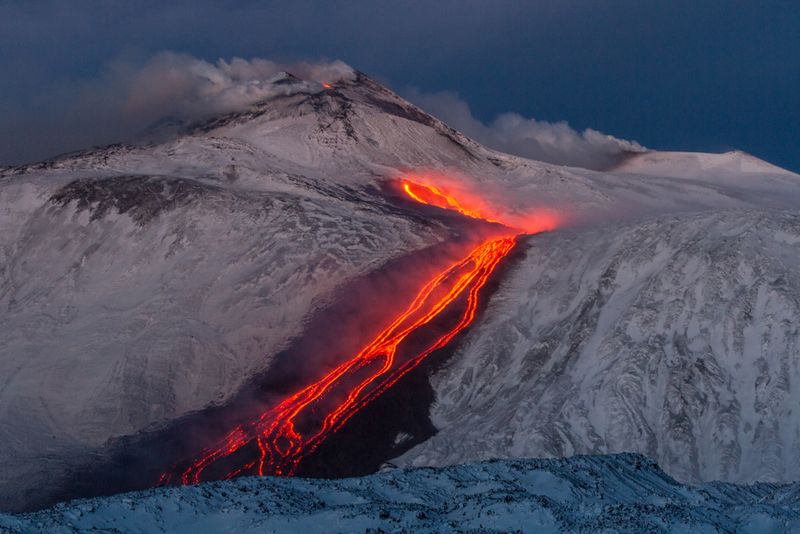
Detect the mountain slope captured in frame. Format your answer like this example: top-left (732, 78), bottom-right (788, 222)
top-left (398, 209), bottom-right (800, 484)
top-left (0, 169), bottom-right (446, 509)
top-left (1, 67), bottom-right (800, 511)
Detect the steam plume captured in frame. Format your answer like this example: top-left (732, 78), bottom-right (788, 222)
top-left (1, 53), bottom-right (355, 165)
top-left (1, 51), bottom-right (642, 171)
top-left (121, 53), bottom-right (354, 120)
top-left (403, 88), bottom-right (646, 170)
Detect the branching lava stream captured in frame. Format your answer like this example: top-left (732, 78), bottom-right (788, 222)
top-left (159, 178), bottom-right (538, 486)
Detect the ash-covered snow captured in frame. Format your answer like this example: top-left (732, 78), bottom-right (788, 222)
top-left (2, 454), bottom-right (798, 533)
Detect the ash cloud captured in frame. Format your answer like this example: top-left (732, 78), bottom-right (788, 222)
top-left (121, 53), bottom-right (354, 120)
top-left (1, 49), bottom-right (643, 171)
top-left (403, 88), bottom-right (646, 170)
top-left (1, 53), bottom-right (354, 165)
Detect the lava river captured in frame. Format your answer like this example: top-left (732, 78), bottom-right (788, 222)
top-left (160, 179), bottom-right (538, 485)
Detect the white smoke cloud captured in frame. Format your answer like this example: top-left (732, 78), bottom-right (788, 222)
top-left (403, 88), bottom-right (646, 170)
top-left (2, 51), bottom-right (642, 170)
top-left (1, 53), bottom-right (355, 165)
top-left (121, 53), bottom-right (355, 121)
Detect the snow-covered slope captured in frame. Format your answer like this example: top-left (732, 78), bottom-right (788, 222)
top-left (1, 66), bottom-right (800, 511)
top-left (398, 209), bottom-right (800, 484)
top-left (0, 74), bottom-right (473, 509)
top-left (616, 150), bottom-right (794, 179)
top-left (0, 169), bottom-right (446, 509)
top-left (2, 454), bottom-right (799, 533)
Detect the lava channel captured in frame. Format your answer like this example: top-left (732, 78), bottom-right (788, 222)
top-left (160, 178), bottom-right (527, 486)
top-left (402, 179), bottom-right (502, 224)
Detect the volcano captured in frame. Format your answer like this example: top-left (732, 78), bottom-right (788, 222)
top-left (2, 67), bottom-right (800, 513)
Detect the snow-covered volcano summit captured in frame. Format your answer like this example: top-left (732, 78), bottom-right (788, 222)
top-left (1, 67), bottom-right (799, 512)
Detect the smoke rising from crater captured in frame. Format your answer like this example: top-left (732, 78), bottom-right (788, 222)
top-left (1, 50), bottom-right (641, 171)
top-left (121, 53), bottom-right (355, 120)
top-left (0, 53), bottom-right (355, 166)
top-left (403, 88), bottom-right (646, 170)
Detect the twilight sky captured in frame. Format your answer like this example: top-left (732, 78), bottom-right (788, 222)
top-left (1, 1), bottom-right (798, 171)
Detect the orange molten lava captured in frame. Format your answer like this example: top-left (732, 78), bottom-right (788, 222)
top-left (402, 180), bottom-right (501, 224)
top-left (402, 177), bottom-right (562, 234)
top-left (160, 177), bottom-right (538, 485)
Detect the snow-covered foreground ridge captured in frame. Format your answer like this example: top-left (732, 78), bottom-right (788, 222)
top-left (2, 454), bottom-right (799, 533)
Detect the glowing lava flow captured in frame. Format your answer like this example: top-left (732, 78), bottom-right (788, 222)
top-left (402, 180), bottom-right (501, 224)
top-left (160, 179), bottom-right (523, 485)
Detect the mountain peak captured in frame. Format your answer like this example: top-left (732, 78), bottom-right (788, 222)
top-left (614, 149), bottom-right (798, 178)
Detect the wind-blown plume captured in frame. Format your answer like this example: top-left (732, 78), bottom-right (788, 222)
top-left (404, 88), bottom-right (646, 170)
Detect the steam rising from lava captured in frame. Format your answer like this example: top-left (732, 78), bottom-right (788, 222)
top-left (400, 174), bottom-right (561, 234)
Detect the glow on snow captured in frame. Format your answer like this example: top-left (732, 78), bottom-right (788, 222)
top-left (160, 177), bottom-right (546, 485)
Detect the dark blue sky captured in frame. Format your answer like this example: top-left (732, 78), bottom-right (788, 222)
top-left (1, 1), bottom-right (798, 170)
